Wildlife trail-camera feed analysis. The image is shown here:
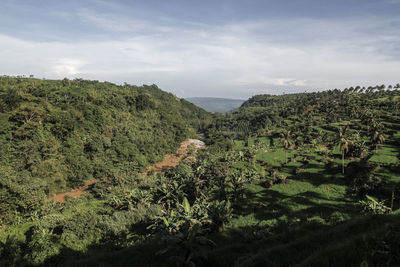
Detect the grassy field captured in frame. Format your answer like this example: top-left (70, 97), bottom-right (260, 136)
top-left (203, 135), bottom-right (399, 266)
top-left (64, 133), bottom-right (399, 266)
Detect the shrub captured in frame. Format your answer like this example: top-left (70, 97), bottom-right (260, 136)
top-left (207, 200), bottom-right (233, 232)
top-left (345, 161), bottom-right (384, 195)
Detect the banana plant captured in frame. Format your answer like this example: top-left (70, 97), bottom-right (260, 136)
top-left (360, 195), bottom-right (391, 214)
top-left (154, 197), bottom-right (215, 267)
top-left (207, 200), bottom-right (233, 232)
top-left (228, 171), bottom-right (246, 203)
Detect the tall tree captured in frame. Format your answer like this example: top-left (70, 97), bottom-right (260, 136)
top-left (280, 129), bottom-right (294, 163)
top-left (337, 127), bottom-right (352, 174)
top-left (372, 129), bottom-right (385, 153)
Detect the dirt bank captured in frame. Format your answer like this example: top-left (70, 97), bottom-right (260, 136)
top-left (142, 138), bottom-right (205, 177)
top-left (49, 179), bottom-right (99, 203)
top-left (50, 138), bottom-right (205, 203)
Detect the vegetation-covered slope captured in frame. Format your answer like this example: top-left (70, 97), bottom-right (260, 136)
top-left (1, 81), bottom-right (400, 267)
top-left (185, 97), bottom-right (244, 113)
top-left (0, 76), bottom-right (210, 224)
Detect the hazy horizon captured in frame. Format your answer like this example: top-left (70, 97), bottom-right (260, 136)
top-left (186, 96), bottom-right (245, 100)
top-left (1, 0), bottom-right (399, 99)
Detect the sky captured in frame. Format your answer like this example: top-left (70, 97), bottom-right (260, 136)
top-left (0, 0), bottom-right (399, 99)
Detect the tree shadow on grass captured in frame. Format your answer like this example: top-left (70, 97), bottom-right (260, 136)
top-left (281, 162), bottom-right (345, 187)
top-left (251, 188), bottom-right (357, 222)
top-left (56, 234), bottom-right (164, 267)
top-left (232, 158), bottom-right (358, 224)
top-left (206, 210), bottom-right (400, 267)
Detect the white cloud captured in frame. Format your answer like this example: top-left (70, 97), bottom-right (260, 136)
top-left (0, 14), bottom-right (399, 98)
top-left (51, 58), bottom-right (87, 76)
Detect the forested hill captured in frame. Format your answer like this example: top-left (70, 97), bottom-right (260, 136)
top-left (208, 86), bottom-right (400, 139)
top-left (241, 93), bottom-right (304, 108)
top-left (0, 77), bottom-right (210, 218)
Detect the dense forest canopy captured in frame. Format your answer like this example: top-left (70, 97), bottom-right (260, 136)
top-left (0, 76), bottom-right (210, 225)
top-left (209, 85), bottom-right (400, 139)
top-left (0, 77), bottom-right (399, 266)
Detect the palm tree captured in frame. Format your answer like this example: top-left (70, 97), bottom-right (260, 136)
top-left (280, 129), bottom-right (294, 163)
top-left (337, 127), bottom-right (352, 174)
top-left (362, 110), bottom-right (377, 135)
top-left (372, 129), bottom-right (385, 153)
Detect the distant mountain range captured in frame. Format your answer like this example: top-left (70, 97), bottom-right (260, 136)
top-left (185, 97), bottom-right (245, 113)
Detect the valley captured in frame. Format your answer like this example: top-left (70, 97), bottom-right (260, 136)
top-left (0, 77), bottom-right (399, 267)
top-left (185, 97), bottom-right (245, 113)
top-left (50, 138), bottom-right (205, 203)
top-left (1, 1), bottom-right (399, 266)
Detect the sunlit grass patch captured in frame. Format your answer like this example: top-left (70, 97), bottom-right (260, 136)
top-left (370, 145), bottom-right (399, 165)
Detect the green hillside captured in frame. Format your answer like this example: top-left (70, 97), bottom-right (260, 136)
top-left (1, 81), bottom-right (400, 267)
top-left (185, 97), bottom-right (244, 113)
top-left (0, 76), bottom-right (210, 224)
